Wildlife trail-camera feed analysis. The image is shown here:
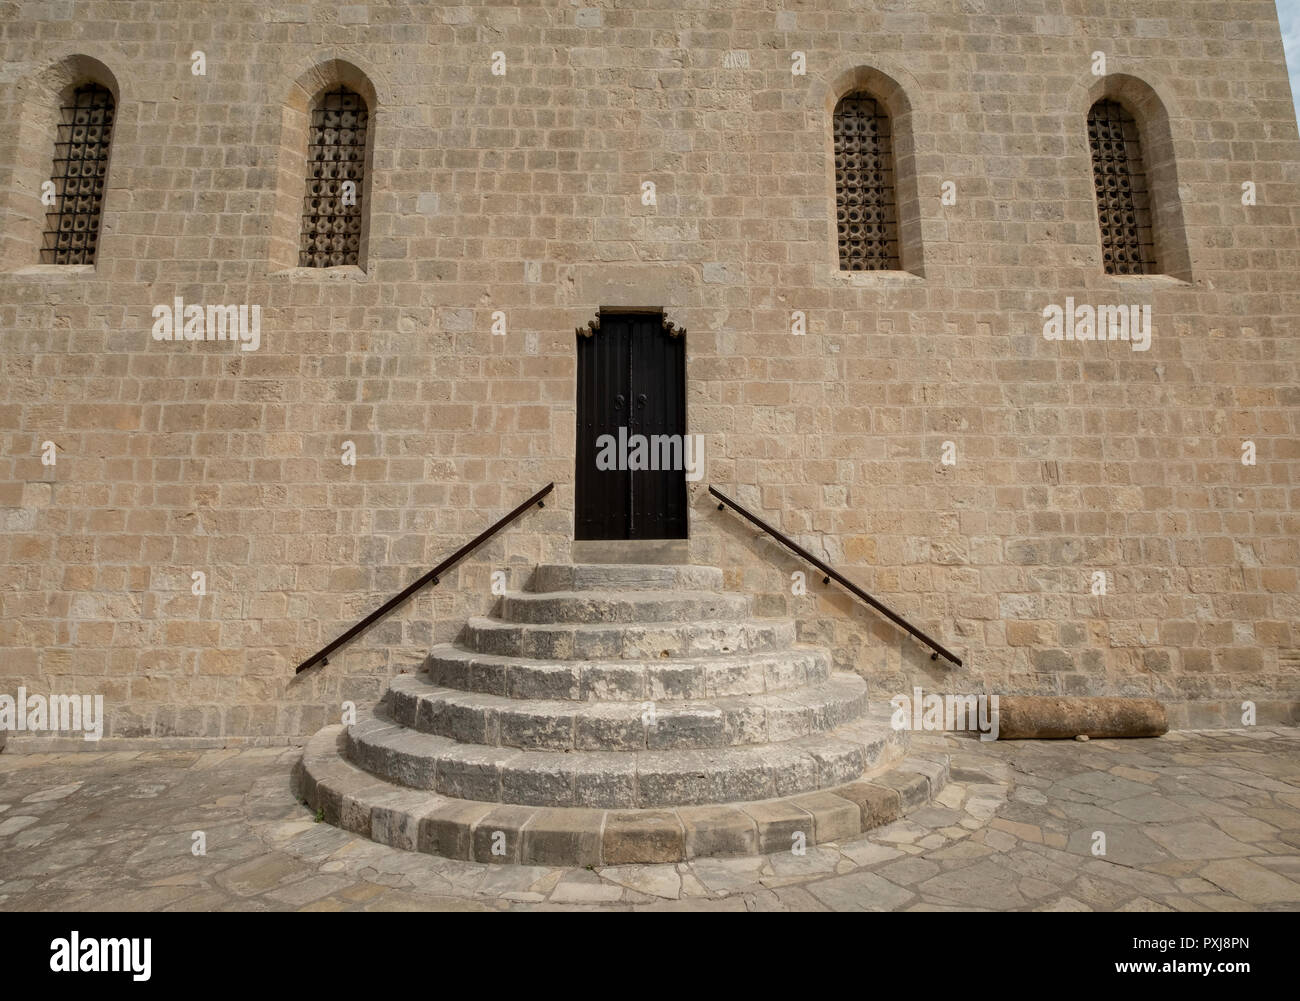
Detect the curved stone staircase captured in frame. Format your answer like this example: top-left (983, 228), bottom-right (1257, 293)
top-left (294, 563), bottom-right (949, 866)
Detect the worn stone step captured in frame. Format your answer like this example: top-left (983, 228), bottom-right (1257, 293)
top-left (460, 616), bottom-right (796, 660)
top-left (384, 672), bottom-right (868, 751)
top-left (422, 644), bottom-right (833, 701)
top-left (498, 590), bottom-right (749, 625)
top-left (294, 725), bottom-right (948, 866)
top-left (342, 702), bottom-right (904, 809)
top-left (530, 563), bottom-right (724, 593)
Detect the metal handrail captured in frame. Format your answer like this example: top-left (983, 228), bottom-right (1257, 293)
top-left (709, 485), bottom-right (963, 666)
top-left (294, 482), bottom-right (554, 674)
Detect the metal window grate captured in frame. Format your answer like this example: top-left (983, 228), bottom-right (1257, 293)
top-left (41, 83), bottom-right (114, 266)
top-left (834, 93), bottom-right (900, 271)
top-left (299, 86), bottom-right (368, 268)
top-left (1088, 99), bottom-right (1156, 276)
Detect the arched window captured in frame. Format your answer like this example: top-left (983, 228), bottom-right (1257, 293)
top-left (833, 92), bottom-right (899, 271)
top-left (299, 86), bottom-right (369, 268)
top-left (41, 82), bottom-right (114, 265)
top-left (1088, 98), bottom-right (1156, 275)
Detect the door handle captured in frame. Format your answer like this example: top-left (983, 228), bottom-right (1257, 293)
top-left (614, 394), bottom-right (625, 410)
top-left (637, 394), bottom-right (647, 408)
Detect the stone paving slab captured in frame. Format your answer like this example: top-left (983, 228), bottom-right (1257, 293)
top-left (0, 728), bottom-right (1296, 911)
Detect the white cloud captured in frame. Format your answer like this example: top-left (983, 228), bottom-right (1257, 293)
top-left (1279, 0), bottom-right (1300, 128)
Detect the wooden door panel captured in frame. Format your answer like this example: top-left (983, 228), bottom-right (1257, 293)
top-left (575, 311), bottom-right (687, 541)
top-left (629, 312), bottom-right (687, 539)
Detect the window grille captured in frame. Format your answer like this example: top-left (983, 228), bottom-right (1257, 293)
top-left (299, 86), bottom-right (368, 267)
top-left (1088, 99), bottom-right (1156, 275)
top-left (41, 83), bottom-right (114, 265)
top-left (834, 93), bottom-right (900, 270)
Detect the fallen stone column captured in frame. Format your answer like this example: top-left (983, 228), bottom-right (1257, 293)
top-left (995, 696), bottom-right (1168, 739)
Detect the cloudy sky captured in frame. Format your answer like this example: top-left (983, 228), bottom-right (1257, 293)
top-left (1281, 0), bottom-right (1300, 127)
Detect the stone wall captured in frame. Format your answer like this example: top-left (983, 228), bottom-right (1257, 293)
top-left (1, 0), bottom-right (1297, 744)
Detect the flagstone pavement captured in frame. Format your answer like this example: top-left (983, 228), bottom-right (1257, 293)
top-left (1, 727), bottom-right (1297, 912)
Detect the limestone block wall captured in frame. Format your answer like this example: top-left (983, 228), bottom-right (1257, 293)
top-left (0, 0), bottom-right (1297, 743)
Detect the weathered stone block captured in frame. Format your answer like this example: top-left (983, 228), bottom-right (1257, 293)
top-left (471, 805), bottom-right (537, 864)
top-left (510, 662), bottom-right (582, 701)
top-left (520, 807), bottom-right (605, 866)
top-left (646, 706), bottom-right (725, 750)
top-left (833, 780), bottom-right (903, 829)
top-left (603, 810), bottom-right (685, 865)
top-left (869, 770), bottom-right (930, 811)
top-left (418, 800), bottom-right (495, 860)
top-left (500, 755), bottom-right (576, 806)
top-left (575, 709), bottom-right (644, 751)
top-left (742, 799), bottom-right (812, 854)
top-left (499, 706), bottom-right (575, 750)
top-left (434, 746), bottom-right (508, 801)
top-left (574, 756), bottom-right (638, 808)
top-left (789, 791), bottom-right (862, 843)
top-left (339, 783), bottom-right (390, 835)
top-left (678, 805), bottom-right (759, 857)
top-left (370, 790), bottom-right (437, 850)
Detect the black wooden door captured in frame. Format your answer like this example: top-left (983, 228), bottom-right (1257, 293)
top-left (575, 312), bottom-right (687, 540)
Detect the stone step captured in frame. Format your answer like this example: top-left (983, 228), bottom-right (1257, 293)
top-left (294, 725), bottom-right (949, 866)
top-left (342, 702), bottom-right (904, 809)
top-left (498, 590), bottom-right (749, 625)
top-left (384, 672), bottom-right (868, 752)
top-left (459, 616), bottom-right (796, 660)
top-left (530, 563), bottom-right (724, 594)
top-left (422, 644), bottom-right (833, 701)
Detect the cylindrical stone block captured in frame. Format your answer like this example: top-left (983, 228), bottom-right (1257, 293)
top-left (995, 696), bottom-right (1168, 739)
